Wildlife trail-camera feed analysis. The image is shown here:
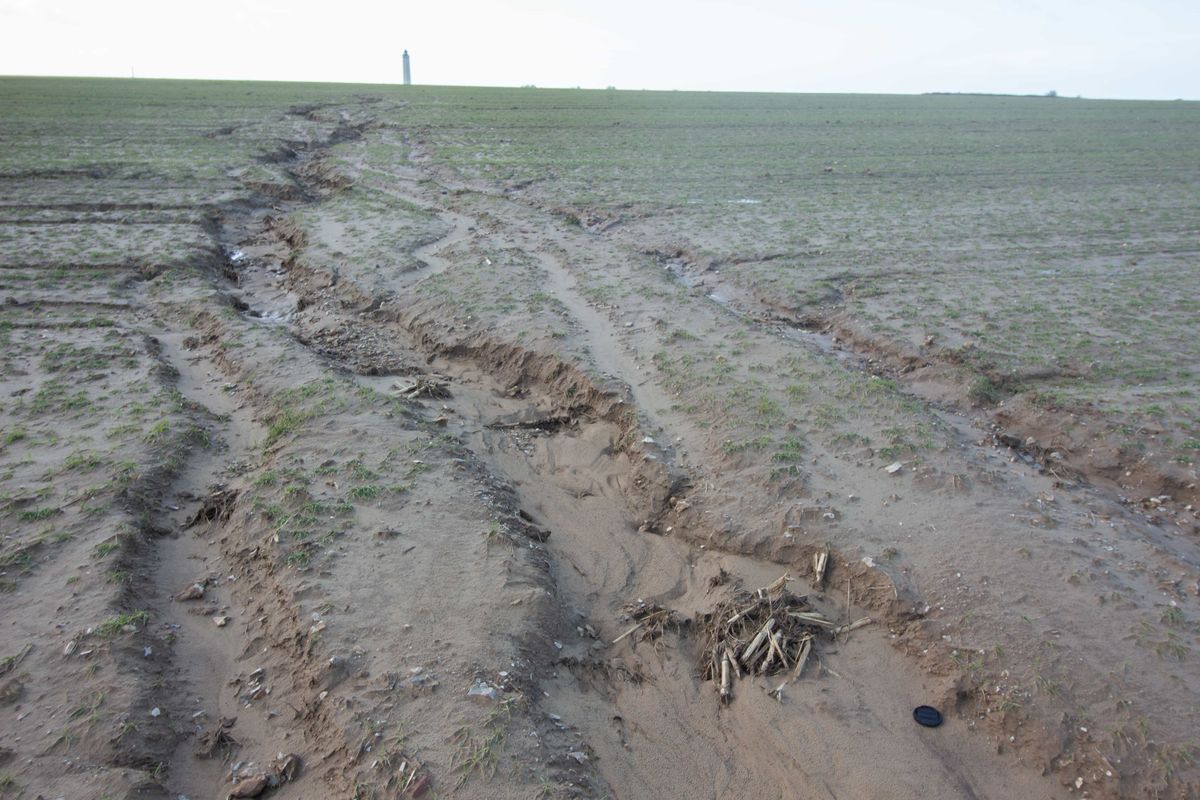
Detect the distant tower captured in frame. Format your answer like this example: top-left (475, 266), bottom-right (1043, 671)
top-left (403, 50), bottom-right (411, 86)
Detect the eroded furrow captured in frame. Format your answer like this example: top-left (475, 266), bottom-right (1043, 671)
top-left (219, 136), bottom-right (1074, 798)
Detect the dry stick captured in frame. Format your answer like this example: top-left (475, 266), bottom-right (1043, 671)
top-left (768, 631), bottom-right (791, 670)
top-left (740, 618), bottom-right (776, 666)
top-left (833, 617), bottom-right (874, 637)
top-left (759, 640), bottom-right (776, 673)
top-left (787, 611), bottom-right (834, 629)
top-left (846, 577), bottom-right (852, 628)
top-left (612, 621), bottom-right (644, 645)
top-left (820, 659), bottom-right (843, 680)
top-left (813, 548), bottom-right (829, 587)
top-left (612, 609), bottom-right (670, 644)
top-left (792, 637), bottom-right (813, 680)
top-left (763, 573), bottom-right (791, 596)
top-left (724, 647), bottom-right (743, 679)
top-left (726, 597), bottom-right (763, 626)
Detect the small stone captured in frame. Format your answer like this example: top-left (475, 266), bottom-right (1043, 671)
top-left (150, 707), bottom-right (161, 717)
top-left (177, 583), bottom-right (205, 601)
top-left (467, 681), bottom-right (498, 701)
top-left (213, 616), bottom-right (230, 627)
top-left (884, 461), bottom-right (904, 474)
top-left (568, 750), bottom-right (588, 763)
top-left (274, 753), bottom-right (302, 782)
top-left (228, 773), bottom-right (270, 798)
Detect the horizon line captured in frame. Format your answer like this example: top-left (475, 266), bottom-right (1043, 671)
top-left (0, 73), bottom-right (1195, 103)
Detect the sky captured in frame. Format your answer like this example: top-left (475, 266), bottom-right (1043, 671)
top-left (1, 0), bottom-right (1197, 100)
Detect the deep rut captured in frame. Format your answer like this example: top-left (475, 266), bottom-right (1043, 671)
top-left (146, 329), bottom-right (278, 798)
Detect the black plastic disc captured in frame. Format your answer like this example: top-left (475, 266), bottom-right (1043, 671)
top-left (913, 705), bottom-right (944, 728)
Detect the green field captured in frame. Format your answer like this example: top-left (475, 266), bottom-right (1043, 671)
top-left (394, 86), bottom-right (1200, 458)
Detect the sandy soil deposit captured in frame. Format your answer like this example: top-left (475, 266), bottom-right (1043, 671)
top-left (1, 78), bottom-right (1198, 799)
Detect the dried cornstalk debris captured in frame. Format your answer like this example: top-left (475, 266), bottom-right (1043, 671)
top-left (695, 574), bottom-right (850, 703)
top-left (791, 636), bottom-right (813, 679)
top-left (613, 574), bottom-right (872, 705)
top-left (612, 601), bottom-right (683, 645)
top-left (833, 617), bottom-right (874, 636)
top-left (813, 547), bottom-right (829, 586)
top-left (185, 488), bottom-right (239, 528)
top-left (393, 376), bottom-right (451, 400)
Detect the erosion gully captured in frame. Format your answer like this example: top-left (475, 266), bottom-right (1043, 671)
top-left (247, 182), bottom-right (1063, 797)
top-left (141, 115), bottom-right (1075, 798)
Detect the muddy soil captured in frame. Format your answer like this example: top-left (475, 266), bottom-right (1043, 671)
top-left (1, 83), bottom-right (1198, 800)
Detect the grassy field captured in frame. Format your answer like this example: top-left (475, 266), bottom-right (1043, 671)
top-left (11, 75), bottom-right (1178, 467)
top-left (386, 85), bottom-right (1200, 464)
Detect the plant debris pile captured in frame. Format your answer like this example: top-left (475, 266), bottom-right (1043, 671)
top-left (394, 375), bottom-right (452, 400)
top-left (696, 574), bottom-right (870, 703)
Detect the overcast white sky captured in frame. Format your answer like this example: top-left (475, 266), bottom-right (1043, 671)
top-left (1, 0), bottom-right (1197, 99)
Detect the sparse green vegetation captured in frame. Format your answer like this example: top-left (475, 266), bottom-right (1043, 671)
top-left (18, 507), bottom-right (58, 522)
top-left (94, 610), bottom-right (150, 637)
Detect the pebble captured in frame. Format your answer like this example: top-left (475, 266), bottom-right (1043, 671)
top-left (228, 773), bottom-right (270, 798)
top-left (177, 583), bottom-right (205, 601)
top-left (467, 681), bottom-right (499, 701)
